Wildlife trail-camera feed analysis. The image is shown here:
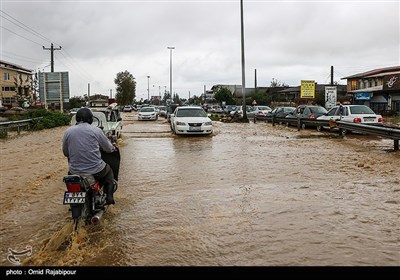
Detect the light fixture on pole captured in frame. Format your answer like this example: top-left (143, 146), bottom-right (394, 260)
top-left (147, 75), bottom-right (150, 104)
top-left (167, 46), bottom-right (175, 102)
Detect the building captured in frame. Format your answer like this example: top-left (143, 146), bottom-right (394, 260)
top-left (0, 60), bottom-right (33, 108)
top-left (277, 84), bottom-right (349, 106)
top-left (88, 94), bottom-right (109, 107)
top-left (39, 71), bottom-right (70, 111)
top-left (341, 66), bottom-right (400, 115)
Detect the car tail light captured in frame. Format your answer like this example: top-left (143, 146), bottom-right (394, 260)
top-left (353, 118), bottom-right (362, 123)
top-left (309, 114), bottom-right (316, 120)
top-left (378, 117), bottom-right (383, 122)
top-left (66, 183), bottom-right (81, 192)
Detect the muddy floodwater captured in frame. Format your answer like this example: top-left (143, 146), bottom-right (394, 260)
top-left (1, 112), bottom-right (399, 266)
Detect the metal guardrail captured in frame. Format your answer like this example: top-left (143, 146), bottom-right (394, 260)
top-left (0, 118), bottom-right (41, 136)
top-left (336, 121), bottom-right (400, 150)
top-left (268, 116), bottom-right (400, 151)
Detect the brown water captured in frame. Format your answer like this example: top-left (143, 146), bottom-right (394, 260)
top-left (1, 113), bottom-right (399, 266)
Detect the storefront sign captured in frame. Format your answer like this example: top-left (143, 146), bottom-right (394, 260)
top-left (300, 80), bottom-right (315, 98)
top-left (383, 74), bottom-right (400, 90)
top-left (355, 92), bottom-right (371, 100)
top-left (325, 86), bottom-right (337, 109)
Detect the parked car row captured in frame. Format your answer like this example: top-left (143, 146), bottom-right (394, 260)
top-left (120, 102), bottom-right (384, 138)
top-left (263, 104), bottom-right (383, 135)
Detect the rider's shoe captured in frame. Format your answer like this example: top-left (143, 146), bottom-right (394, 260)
top-left (105, 194), bottom-right (115, 205)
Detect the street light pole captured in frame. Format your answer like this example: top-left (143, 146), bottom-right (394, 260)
top-left (147, 75), bottom-right (150, 104)
top-left (240, 0), bottom-right (247, 120)
top-left (167, 46), bottom-right (175, 103)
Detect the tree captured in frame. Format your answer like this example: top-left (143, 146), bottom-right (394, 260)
top-left (14, 73), bottom-right (32, 106)
top-left (69, 96), bottom-right (85, 109)
top-left (114, 71), bottom-right (136, 105)
top-left (172, 93), bottom-right (180, 104)
top-left (270, 78), bottom-right (289, 87)
top-left (214, 87), bottom-right (234, 106)
top-left (251, 90), bottom-right (268, 105)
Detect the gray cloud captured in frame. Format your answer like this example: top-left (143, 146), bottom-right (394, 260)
top-left (2, 0), bottom-right (399, 100)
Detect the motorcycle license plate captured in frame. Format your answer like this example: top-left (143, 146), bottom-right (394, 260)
top-left (63, 192), bottom-right (86, 204)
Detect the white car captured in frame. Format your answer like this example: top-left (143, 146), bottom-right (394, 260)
top-left (138, 106), bottom-right (158, 121)
top-left (70, 107), bottom-right (123, 143)
top-left (252, 105), bottom-right (272, 119)
top-left (316, 104), bottom-right (383, 132)
top-left (170, 106), bottom-right (213, 135)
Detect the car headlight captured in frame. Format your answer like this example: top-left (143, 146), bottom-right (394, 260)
top-left (176, 121), bottom-right (186, 126)
top-left (204, 121), bottom-right (212, 126)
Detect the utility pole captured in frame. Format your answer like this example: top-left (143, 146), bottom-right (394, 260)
top-left (42, 43), bottom-right (62, 72)
top-left (331, 65), bottom-right (334, 85)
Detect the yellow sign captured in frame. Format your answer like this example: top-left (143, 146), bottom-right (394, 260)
top-left (300, 80), bottom-right (315, 98)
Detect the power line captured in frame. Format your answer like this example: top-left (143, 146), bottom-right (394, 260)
top-left (1, 25), bottom-right (43, 46)
top-left (0, 9), bottom-right (52, 44)
top-left (1, 51), bottom-right (44, 63)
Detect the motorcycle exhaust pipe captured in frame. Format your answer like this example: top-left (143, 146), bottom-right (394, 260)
top-left (91, 210), bottom-right (104, 225)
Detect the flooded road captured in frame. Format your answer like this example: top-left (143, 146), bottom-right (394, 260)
top-left (1, 112), bottom-right (399, 266)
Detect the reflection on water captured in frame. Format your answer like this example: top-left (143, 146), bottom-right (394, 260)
top-left (4, 121), bottom-right (400, 266)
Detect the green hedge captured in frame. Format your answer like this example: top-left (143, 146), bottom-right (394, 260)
top-left (28, 109), bottom-right (71, 130)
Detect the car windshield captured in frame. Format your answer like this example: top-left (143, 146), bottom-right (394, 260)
top-left (283, 107), bottom-right (295, 112)
top-left (176, 108), bottom-right (207, 117)
top-left (310, 107), bottom-right (327, 114)
top-left (141, 107), bottom-right (155, 112)
top-left (257, 106), bottom-right (271, 110)
top-left (349, 106), bottom-right (375, 114)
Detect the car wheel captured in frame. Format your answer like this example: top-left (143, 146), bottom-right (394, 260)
top-left (301, 123), bottom-right (306, 130)
top-left (286, 122), bottom-right (290, 127)
top-left (340, 128), bottom-right (347, 136)
top-left (317, 125), bottom-right (323, 132)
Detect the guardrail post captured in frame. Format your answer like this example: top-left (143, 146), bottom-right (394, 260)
top-left (395, 140), bottom-right (399, 151)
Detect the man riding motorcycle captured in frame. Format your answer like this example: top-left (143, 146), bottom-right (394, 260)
top-left (62, 107), bottom-right (117, 205)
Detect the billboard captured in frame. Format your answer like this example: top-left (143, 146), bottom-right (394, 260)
top-left (325, 86), bottom-right (337, 109)
top-left (39, 72), bottom-right (70, 110)
top-left (300, 80), bottom-right (315, 98)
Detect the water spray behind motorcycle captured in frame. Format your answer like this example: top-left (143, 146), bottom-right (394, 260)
top-left (63, 174), bottom-right (118, 230)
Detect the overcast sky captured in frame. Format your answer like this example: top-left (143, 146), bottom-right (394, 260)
top-left (1, 0), bottom-right (399, 101)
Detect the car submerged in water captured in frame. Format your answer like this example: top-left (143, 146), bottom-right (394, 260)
top-left (170, 106), bottom-right (213, 135)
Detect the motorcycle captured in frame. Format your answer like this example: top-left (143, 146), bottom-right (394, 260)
top-left (63, 147), bottom-right (121, 229)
